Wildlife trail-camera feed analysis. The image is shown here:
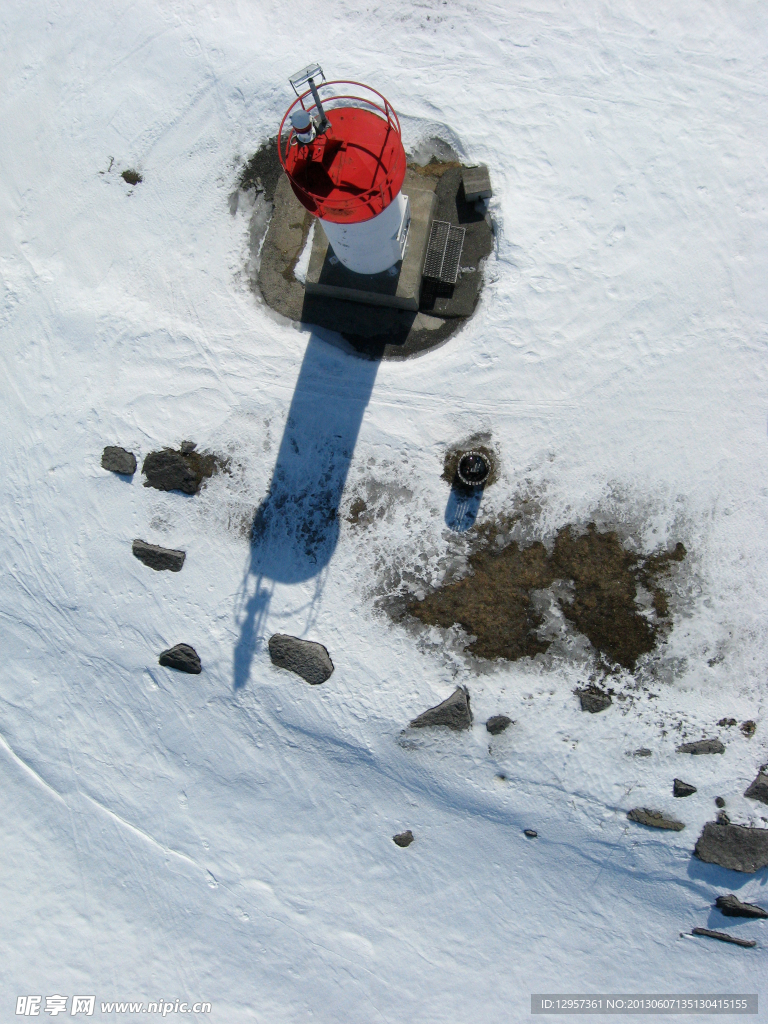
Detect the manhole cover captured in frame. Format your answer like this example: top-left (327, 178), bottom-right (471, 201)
top-left (456, 451), bottom-right (490, 487)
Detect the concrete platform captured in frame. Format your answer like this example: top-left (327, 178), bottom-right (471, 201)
top-left (304, 179), bottom-right (437, 311)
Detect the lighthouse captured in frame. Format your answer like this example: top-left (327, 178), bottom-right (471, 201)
top-left (278, 65), bottom-right (411, 276)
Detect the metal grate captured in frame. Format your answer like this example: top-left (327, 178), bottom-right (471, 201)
top-left (422, 220), bottom-right (465, 284)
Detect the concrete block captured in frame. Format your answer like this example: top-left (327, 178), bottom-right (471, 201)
top-left (461, 164), bottom-right (492, 201)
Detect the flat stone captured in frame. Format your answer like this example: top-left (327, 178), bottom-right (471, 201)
top-left (142, 448), bottom-right (217, 495)
top-left (132, 539), bottom-right (186, 572)
top-left (158, 643), bottom-right (201, 674)
top-left (673, 779), bottom-right (697, 798)
top-left (677, 738), bottom-right (725, 755)
top-left (634, 747), bottom-right (652, 757)
top-left (268, 634), bottom-right (334, 685)
top-left (524, 829), bottom-right (538, 838)
top-left (577, 688), bottom-right (612, 714)
top-left (715, 894), bottom-right (768, 919)
top-left (627, 807), bottom-right (685, 831)
top-left (393, 830), bottom-right (414, 848)
top-left (486, 714), bottom-right (512, 735)
top-left (461, 164), bottom-right (492, 201)
top-left (744, 770), bottom-right (768, 805)
top-left (101, 446), bottom-right (136, 475)
top-left (690, 927), bottom-right (756, 948)
top-left (694, 821), bottom-right (768, 873)
top-left (410, 686), bottom-right (472, 731)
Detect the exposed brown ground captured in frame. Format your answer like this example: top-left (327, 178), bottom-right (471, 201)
top-left (409, 524), bottom-right (685, 669)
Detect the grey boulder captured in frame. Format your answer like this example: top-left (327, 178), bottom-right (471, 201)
top-left (627, 807), bottom-right (685, 831)
top-left (393, 831), bottom-right (414, 848)
top-left (410, 687), bottom-right (472, 731)
top-left (132, 539), bottom-right (186, 572)
top-left (694, 821), bottom-right (768, 873)
top-left (673, 779), bottom-right (697, 798)
top-left (486, 714), bottom-right (512, 735)
top-left (268, 634), bottom-right (334, 685)
top-left (158, 644), bottom-right (201, 674)
top-left (101, 446), bottom-right (137, 475)
top-left (715, 894), bottom-right (768, 919)
top-left (577, 687), bottom-right (612, 713)
top-left (677, 738), bottom-right (725, 755)
top-left (744, 770), bottom-right (768, 806)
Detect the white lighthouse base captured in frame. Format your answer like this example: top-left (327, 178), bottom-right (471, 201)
top-left (319, 191), bottom-right (410, 275)
top-left (304, 180), bottom-right (437, 312)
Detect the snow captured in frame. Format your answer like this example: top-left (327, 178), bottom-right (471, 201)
top-left (1, 1), bottom-right (767, 1020)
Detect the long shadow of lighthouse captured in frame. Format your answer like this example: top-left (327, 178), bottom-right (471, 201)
top-left (233, 334), bottom-right (379, 690)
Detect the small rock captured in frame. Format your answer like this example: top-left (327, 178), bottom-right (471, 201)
top-left (393, 830), bottom-right (414, 848)
top-left (694, 821), bottom-right (768, 873)
top-left (268, 634), bottom-right (334, 685)
top-left (486, 714), bottom-right (512, 735)
top-left (673, 779), bottom-right (697, 798)
top-left (576, 687), bottom-right (612, 714)
top-left (627, 807), bottom-right (685, 831)
top-left (634, 747), bottom-right (652, 757)
top-left (718, 717), bottom-right (737, 727)
top-left (180, 440), bottom-right (197, 453)
top-left (410, 687), bottom-right (472, 731)
top-left (715, 796), bottom-right (726, 808)
top-left (716, 810), bottom-right (731, 825)
top-left (523, 829), bottom-right (538, 838)
top-left (715, 894), bottom-right (768, 919)
top-left (132, 539), bottom-right (186, 572)
top-left (744, 770), bottom-right (768, 806)
top-left (741, 720), bottom-right (756, 738)
top-left (142, 447), bottom-right (217, 495)
top-left (158, 643), bottom-right (201, 674)
top-left (690, 927), bottom-right (756, 948)
top-left (101, 446), bottom-right (137, 475)
top-left (677, 738), bottom-right (725, 755)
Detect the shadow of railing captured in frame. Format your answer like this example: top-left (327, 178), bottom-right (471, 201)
top-left (233, 334), bottom-right (380, 689)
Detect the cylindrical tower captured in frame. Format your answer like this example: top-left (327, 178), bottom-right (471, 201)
top-left (278, 68), bottom-right (409, 276)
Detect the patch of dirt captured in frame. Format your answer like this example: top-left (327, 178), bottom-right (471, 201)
top-left (239, 136), bottom-right (284, 202)
top-left (407, 523), bottom-right (686, 670)
top-left (121, 169), bottom-right (142, 185)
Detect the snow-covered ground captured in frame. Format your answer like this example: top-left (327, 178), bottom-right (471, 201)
top-left (1, 1), bottom-right (767, 1020)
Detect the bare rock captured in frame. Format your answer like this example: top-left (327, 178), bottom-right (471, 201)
top-left (268, 634), bottom-right (334, 685)
top-left (694, 821), bottom-right (768, 873)
top-left (744, 770), bottom-right (768, 806)
top-left (101, 446), bottom-right (137, 475)
top-left (715, 894), bottom-right (768, 919)
top-left (524, 829), bottom-right (538, 838)
top-left (410, 687), bottom-right (472, 731)
top-left (627, 807), bottom-right (685, 831)
top-left (132, 539), bottom-right (186, 572)
top-left (142, 447), bottom-right (217, 495)
top-left (673, 779), bottom-right (697, 798)
top-left (158, 643), bottom-right (201, 674)
top-left (741, 720), bottom-right (756, 738)
top-left (486, 714), bottom-right (512, 735)
top-left (715, 796), bottom-right (726, 808)
top-left (577, 687), bottom-right (612, 714)
top-left (393, 830), bottom-right (414, 848)
top-left (677, 738), bottom-right (725, 755)
top-left (634, 747), bottom-right (652, 757)
top-left (691, 927), bottom-right (756, 948)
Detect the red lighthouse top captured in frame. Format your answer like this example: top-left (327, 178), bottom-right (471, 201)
top-left (278, 78), bottom-right (406, 225)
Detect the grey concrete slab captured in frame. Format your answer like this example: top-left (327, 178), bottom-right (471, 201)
top-left (461, 164), bottom-right (492, 201)
top-left (305, 178), bottom-right (437, 311)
